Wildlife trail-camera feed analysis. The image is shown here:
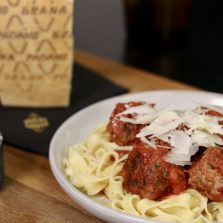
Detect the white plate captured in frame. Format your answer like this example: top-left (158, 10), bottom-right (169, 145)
top-left (49, 90), bottom-right (223, 223)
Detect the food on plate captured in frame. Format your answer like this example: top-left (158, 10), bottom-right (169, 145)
top-left (107, 102), bottom-right (148, 146)
top-left (188, 147), bottom-right (223, 202)
top-left (122, 140), bottom-right (188, 200)
top-left (64, 101), bottom-right (223, 223)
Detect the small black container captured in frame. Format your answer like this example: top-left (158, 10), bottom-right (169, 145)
top-left (0, 133), bottom-right (3, 189)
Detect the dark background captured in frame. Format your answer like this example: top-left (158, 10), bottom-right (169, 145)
top-left (75, 0), bottom-right (223, 93)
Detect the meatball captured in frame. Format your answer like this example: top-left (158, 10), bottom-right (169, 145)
top-left (121, 141), bottom-right (188, 200)
top-left (188, 147), bottom-right (223, 201)
top-left (107, 102), bottom-right (146, 146)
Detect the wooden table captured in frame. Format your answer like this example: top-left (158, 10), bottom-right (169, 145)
top-left (1, 50), bottom-right (197, 223)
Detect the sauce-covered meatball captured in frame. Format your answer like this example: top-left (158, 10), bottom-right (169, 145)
top-left (121, 141), bottom-right (188, 200)
top-left (188, 147), bottom-right (223, 201)
top-left (107, 102), bottom-right (146, 146)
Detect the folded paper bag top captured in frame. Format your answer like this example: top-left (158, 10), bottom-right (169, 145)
top-left (0, 0), bottom-right (74, 107)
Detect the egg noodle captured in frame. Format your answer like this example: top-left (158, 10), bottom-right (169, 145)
top-left (63, 124), bottom-right (223, 223)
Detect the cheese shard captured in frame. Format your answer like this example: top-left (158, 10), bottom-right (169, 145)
top-left (118, 104), bottom-right (157, 124)
top-left (0, 0), bottom-right (74, 107)
top-left (137, 110), bottom-right (183, 138)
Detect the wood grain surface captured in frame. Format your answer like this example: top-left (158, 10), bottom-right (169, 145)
top-left (1, 50), bottom-right (198, 223)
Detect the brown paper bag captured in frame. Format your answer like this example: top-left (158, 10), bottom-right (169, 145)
top-left (0, 0), bottom-right (74, 107)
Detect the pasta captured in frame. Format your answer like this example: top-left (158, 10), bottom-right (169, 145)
top-left (63, 124), bottom-right (223, 223)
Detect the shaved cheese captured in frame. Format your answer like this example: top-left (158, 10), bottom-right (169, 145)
top-left (172, 161), bottom-right (192, 166)
top-left (183, 111), bottom-right (223, 135)
top-left (189, 143), bottom-right (200, 155)
top-left (165, 150), bottom-right (191, 166)
top-left (115, 102), bottom-right (223, 166)
top-left (119, 116), bottom-right (152, 125)
top-left (137, 110), bottom-right (183, 138)
top-left (117, 104), bottom-right (157, 124)
top-left (165, 144), bottom-right (195, 166)
top-left (196, 104), bottom-right (223, 116)
top-left (169, 130), bottom-right (191, 154)
top-left (165, 153), bottom-right (192, 166)
top-left (165, 145), bottom-right (199, 166)
top-left (118, 104), bottom-right (155, 115)
top-left (140, 137), bottom-right (156, 148)
top-left (191, 130), bottom-right (223, 147)
top-left (157, 133), bottom-right (172, 143)
top-left (165, 143), bottom-right (199, 166)
top-left (138, 106), bottom-right (223, 165)
top-left (167, 152), bottom-right (191, 161)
